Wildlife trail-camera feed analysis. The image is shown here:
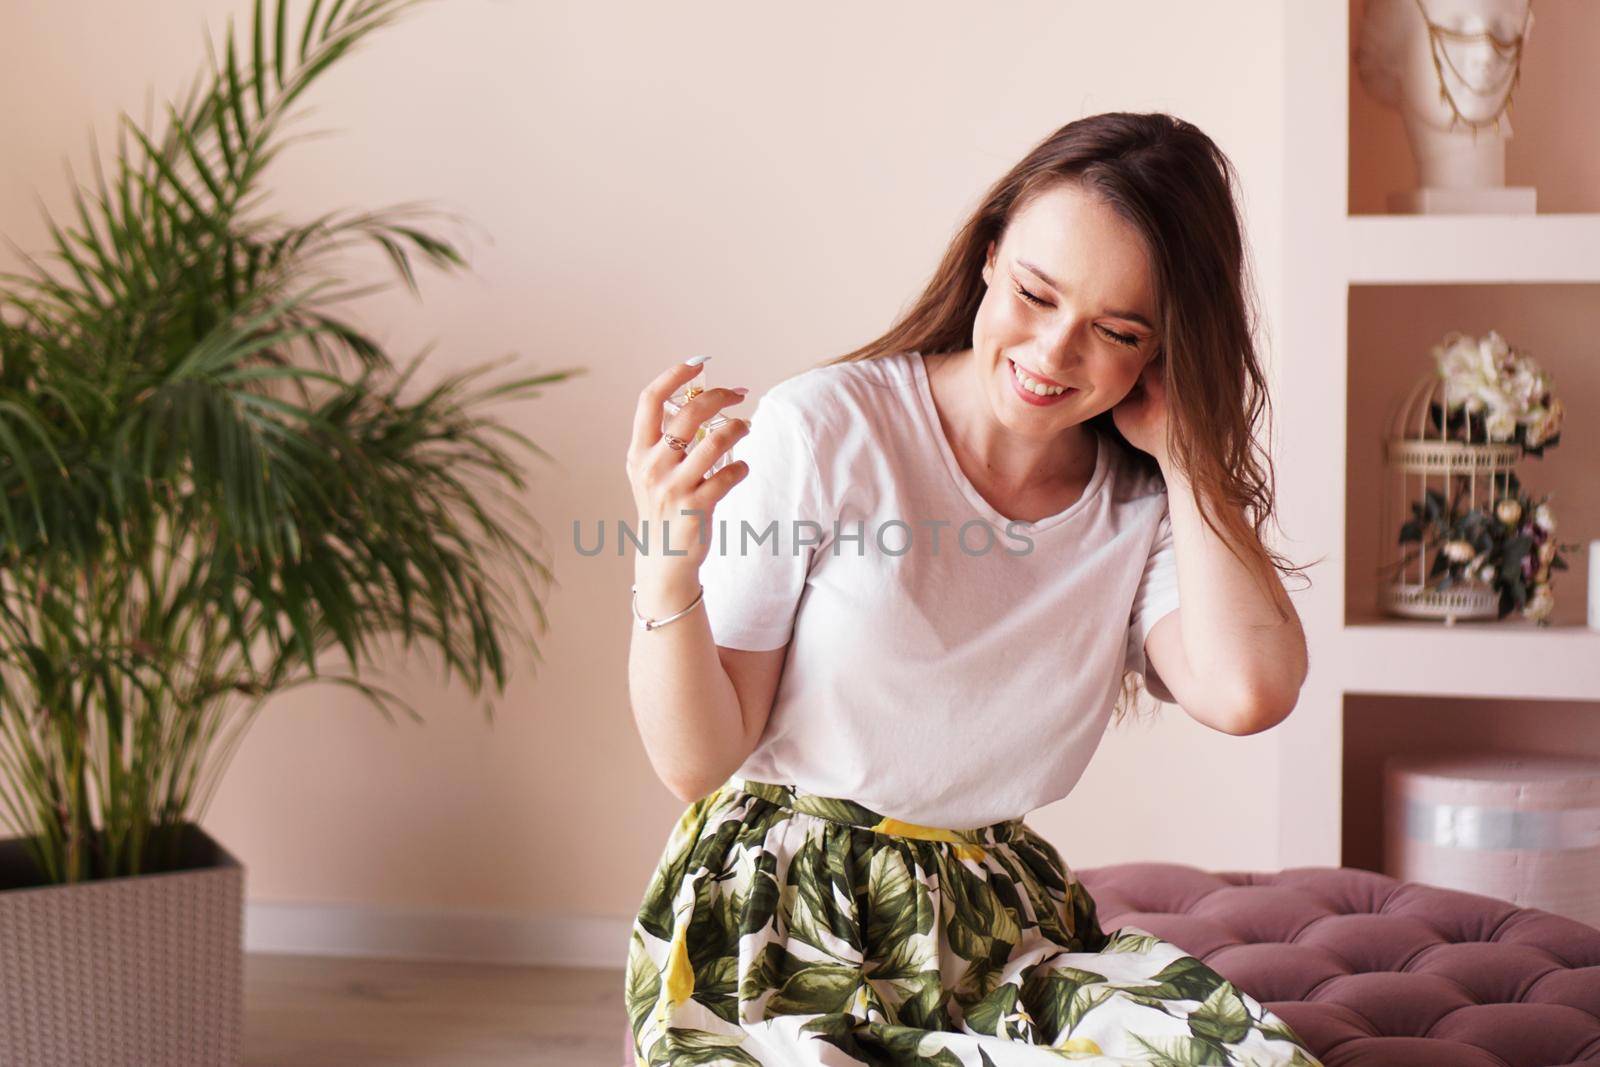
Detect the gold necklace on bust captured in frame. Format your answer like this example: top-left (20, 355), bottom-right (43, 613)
top-left (1412, 0), bottom-right (1532, 137)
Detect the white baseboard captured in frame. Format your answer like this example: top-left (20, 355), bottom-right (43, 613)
top-left (245, 900), bottom-right (635, 970)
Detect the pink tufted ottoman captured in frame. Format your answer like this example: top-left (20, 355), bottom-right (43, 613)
top-left (625, 863), bottom-right (1600, 1065)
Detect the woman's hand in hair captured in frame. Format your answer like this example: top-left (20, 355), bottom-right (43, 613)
top-left (1111, 350), bottom-right (1170, 468)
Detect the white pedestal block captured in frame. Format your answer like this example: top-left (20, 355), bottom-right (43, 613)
top-left (1387, 186), bottom-right (1539, 215)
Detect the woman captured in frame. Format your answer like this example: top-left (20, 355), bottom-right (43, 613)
top-left (623, 112), bottom-right (1320, 1066)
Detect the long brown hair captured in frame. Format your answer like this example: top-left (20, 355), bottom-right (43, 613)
top-left (821, 111), bottom-right (1314, 724)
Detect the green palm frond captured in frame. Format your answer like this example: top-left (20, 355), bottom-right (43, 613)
top-left (0, 0), bottom-right (582, 884)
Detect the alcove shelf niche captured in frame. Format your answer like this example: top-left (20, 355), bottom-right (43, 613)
top-left (1345, 282), bottom-right (1597, 638)
top-left (1348, 0), bottom-right (1600, 217)
top-left (1341, 693), bottom-right (1600, 874)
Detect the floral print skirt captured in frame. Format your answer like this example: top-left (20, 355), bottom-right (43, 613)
top-left (624, 774), bottom-right (1323, 1066)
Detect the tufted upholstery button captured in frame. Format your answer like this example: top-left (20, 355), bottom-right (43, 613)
top-left (622, 862), bottom-right (1600, 1065)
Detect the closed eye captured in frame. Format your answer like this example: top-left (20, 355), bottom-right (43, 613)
top-left (1012, 282), bottom-right (1142, 349)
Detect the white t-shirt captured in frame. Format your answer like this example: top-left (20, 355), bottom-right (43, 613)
top-left (697, 350), bottom-right (1180, 828)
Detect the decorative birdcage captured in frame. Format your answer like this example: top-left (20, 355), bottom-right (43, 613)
top-left (1377, 330), bottom-right (1568, 626)
top-left (1379, 377), bottom-right (1518, 622)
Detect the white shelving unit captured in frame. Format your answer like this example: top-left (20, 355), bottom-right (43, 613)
top-left (1342, 621), bottom-right (1600, 703)
top-left (1347, 215), bottom-right (1600, 283)
top-left (1277, 5), bottom-right (1600, 868)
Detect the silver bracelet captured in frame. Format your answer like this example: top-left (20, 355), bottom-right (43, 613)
top-left (630, 583), bottom-right (705, 632)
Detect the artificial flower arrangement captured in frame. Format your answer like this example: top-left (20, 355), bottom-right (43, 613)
top-left (1395, 330), bottom-right (1577, 624)
top-left (1397, 473), bottom-right (1580, 624)
top-left (1428, 329), bottom-right (1564, 454)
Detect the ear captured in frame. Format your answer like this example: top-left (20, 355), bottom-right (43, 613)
top-left (982, 240), bottom-right (995, 285)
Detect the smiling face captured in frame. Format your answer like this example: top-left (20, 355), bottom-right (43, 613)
top-left (975, 181), bottom-right (1161, 440)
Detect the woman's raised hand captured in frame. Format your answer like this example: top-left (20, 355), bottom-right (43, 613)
top-left (626, 359), bottom-right (751, 591)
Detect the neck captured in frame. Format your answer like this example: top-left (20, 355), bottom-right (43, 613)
top-left (927, 349), bottom-right (1097, 494)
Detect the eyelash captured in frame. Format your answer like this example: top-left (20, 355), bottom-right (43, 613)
top-left (1012, 283), bottom-right (1141, 348)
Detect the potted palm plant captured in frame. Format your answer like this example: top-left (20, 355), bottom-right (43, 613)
top-left (0, 1), bottom-right (578, 1062)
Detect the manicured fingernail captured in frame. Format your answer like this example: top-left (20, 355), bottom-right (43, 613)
top-left (732, 386), bottom-right (750, 395)
top-left (684, 354), bottom-right (711, 366)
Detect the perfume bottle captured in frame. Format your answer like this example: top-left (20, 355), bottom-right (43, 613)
top-left (661, 362), bottom-right (733, 476)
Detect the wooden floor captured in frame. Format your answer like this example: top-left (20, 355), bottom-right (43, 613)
top-left (245, 953), bottom-right (631, 1066)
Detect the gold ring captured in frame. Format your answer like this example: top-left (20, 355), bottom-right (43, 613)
top-left (663, 433), bottom-right (690, 452)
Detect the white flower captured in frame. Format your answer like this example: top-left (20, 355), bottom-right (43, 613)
top-left (1506, 365), bottom-right (1542, 408)
top-left (1432, 332), bottom-right (1477, 375)
top-left (1533, 504), bottom-right (1555, 533)
top-left (1476, 337), bottom-right (1499, 378)
top-left (1485, 409), bottom-right (1517, 441)
top-left (1434, 333), bottom-right (1485, 406)
top-left (1443, 539), bottom-right (1476, 563)
top-left (1522, 584), bottom-right (1555, 622)
top-left (1475, 378), bottom-right (1512, 409)
top-left (1430, 331), bottom-right (1561, 444)
top-left (1495, 499), bottom-right (1522, 526)
top-left (1524, 408), bottom-right (1549, 447)
top-left (1471, 559), bottom-right (1498, 584)
top-left (1481, 330), bottom-right (1512, 366)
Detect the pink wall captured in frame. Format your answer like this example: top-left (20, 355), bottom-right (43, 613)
top-left (0, 1), bottom-right (1291, 920)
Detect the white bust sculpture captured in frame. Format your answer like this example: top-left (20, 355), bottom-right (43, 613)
top-left (1354, 0), bottom-right (1536, 213)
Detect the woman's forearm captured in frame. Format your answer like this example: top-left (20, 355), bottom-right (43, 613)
top-left (1159, 463), bottom-right (1308, 725)
top-left (627, 566), bottom-right (750, 803)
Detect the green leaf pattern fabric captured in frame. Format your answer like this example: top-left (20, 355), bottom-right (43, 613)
top-left (626, 776), bottom-right (1323, 1066)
